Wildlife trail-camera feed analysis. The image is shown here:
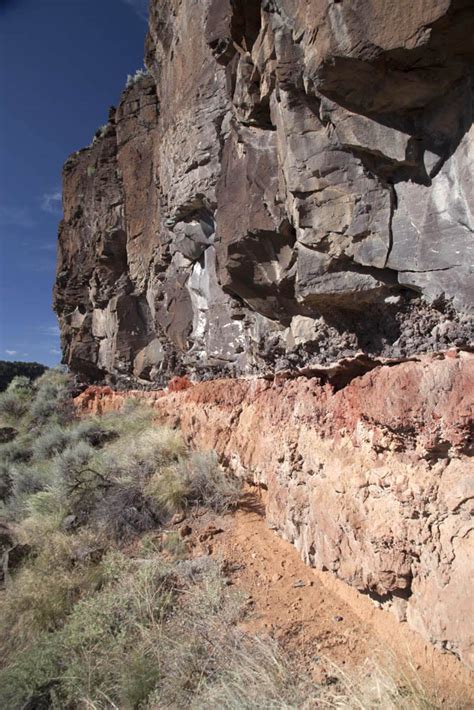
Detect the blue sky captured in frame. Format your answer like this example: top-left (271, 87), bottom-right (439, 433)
top-left (0, 0), bottom-right (148, 366)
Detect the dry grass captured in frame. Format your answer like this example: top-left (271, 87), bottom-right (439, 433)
top-left (147, 450), bottom-right (242, 515)
top-left (318, 655), bottom-right (459, 710)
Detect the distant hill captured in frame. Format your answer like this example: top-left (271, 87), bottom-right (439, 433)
top-left (0, 360), bottom-right (47, 391)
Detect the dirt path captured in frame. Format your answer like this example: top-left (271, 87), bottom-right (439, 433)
top-left (184, 492), bottom-right (474, 706)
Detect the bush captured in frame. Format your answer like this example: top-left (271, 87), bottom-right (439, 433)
top-left (9, 461), bottom-right (56, 500)
top-left (99, 402), bottom-right (153, 437)
top-left (126, 67), bottom-right (150, 88)
top-left (0, 376), bottom-right (34, 424)
top-left (0, 553), bottom-right (171, 708)
top-left (0, 529), bottom-right (104, 650)
top-left (0, 434), bottom-right (34, 464)
top-left (0, 390), bottom-right (29, 422)
top-left (0, 634), bottom-right (62, 709)
top-left (187, 634), bottom-right (317, 710)
top-left (54, 440), bottom-right (96, 490)
top-left (184, 451), bottom-right (242, 512)
top-left (32, 420), bottom-right (116, 465)
top-left (162, 531), bottom-right (187, 559)
top-left (147, 464), bottom-right (189, 514)
top-left (29, 370), bottom-right (74, 425)
top-left (107, 425), bottom-right (186, 475)
top-left (25, 489), bottom-right (64, 518)
top-left (93, 482), bottom-right (159, 542)
top-left (7, 376), bottom-right (33, 396)
top-left (70, 417), bottom-right (117, 448)
top-left (148, 451), bottom-right (242, 515)
top-left (32, 423), bottom-right (73, 459)
top-left (49, 436), bottom-right (162, 541)
top-left (57, 558), bottom-right (171, 707)
top-left (74, 425), bottom-right (188, 536)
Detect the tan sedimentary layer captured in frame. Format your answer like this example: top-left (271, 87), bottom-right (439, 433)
top-left (75, 351), bottom-right (474, 668)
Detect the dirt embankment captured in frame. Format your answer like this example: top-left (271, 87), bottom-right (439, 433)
top-left (157, 491), bottom-right (474, 705)
top-left (75, 351), bottom-right (474, 671)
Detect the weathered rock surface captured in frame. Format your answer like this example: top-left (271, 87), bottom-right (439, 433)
top-left (54, 0), bottom-right (473, 385)
top-left (75, 350), bottom-right (474, 668)
top-left (58, 0), bottom-right (473, 670)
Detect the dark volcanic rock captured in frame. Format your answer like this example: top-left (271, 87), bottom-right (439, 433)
top-left (54, 0), bottom-right (473, 384)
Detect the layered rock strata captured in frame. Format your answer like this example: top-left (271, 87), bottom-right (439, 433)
top-left (75, 351), bottom-right (474, 667)
top-left (55, 0), bottom-right (473, 385)
top-left (60, 0), bottom-right (474, 670)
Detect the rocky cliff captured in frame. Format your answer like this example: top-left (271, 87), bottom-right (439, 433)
top-left (56, 0), bottom-right (473, 669)
top-left (54, 0), bottom-right (473, 385)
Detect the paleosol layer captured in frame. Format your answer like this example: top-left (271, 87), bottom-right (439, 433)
top-left (75, 350), bottom-right (474, 668)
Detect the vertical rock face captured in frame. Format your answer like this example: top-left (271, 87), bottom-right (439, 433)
top-left (54, 0), bottom-right (473, 384)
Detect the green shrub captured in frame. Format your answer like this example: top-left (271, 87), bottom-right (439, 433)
top-left (66, 425), bottom-right (188, 539)
top-left (184, 451), bottom-right (242, 512)
top-left (29, 370), bottom-right (74, 425)
top-left (102, 425), bottom-right (186, 479)
top-left (49, 556), bottom-right (171, 708)
top-left (93, 482), bottom-right (159, 542)
top-left (148, 451), bottom-right (242, 515)
top-left (0, 529), bottom-right (104, 649)
top-left (25, 489), bottom-right (64, 518)
top-left (146, 464), bottom-right (190, 514)
top-left (100, 401), bottom-right (153, 436)
top-left (0, 390), bottom-right (29, 422)
top-left (54, 440), bottom-right (96, 490)
top-left (0, 635), bottom-right (62, 709)
top-left (70, 417), bottom-right (118, 448)
top-left (32, 423), bottom-right (73, 459)
top-left (7, 376), bottom-right (33, 396)
top-left (0, 376), bottom-right (34, 425)
top-left (0, 434), bottom-right (34, 464)
top-left (9, 461), bottom-right (56, 500)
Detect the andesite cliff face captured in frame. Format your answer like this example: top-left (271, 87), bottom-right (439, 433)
top-left (57, 0), bottom-right (473, 668)
top-left (55, 0), bottom-right (473, 385)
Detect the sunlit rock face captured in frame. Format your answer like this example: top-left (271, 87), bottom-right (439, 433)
top-left (74, 350), bottom-right (474, 668)
top-left (54, 0), bottom-right (473, 385)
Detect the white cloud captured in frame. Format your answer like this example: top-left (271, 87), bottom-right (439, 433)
top-left (49, 348), bottom-right (61, 356)
top-left (38, 242), bottom-right (57, 252)
top-left (41, 190), bottom-right (62, 215)
top-left (122, 0), bottom-right (149, 21)
top-left (0, 205), bottom-right (34, 229)
top-left (38, 324), bottom-right (60, 337)
top-left (5, 349), bottom-right (18, 356)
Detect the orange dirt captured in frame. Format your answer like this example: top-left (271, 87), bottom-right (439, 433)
top-left (172, 491), bottom-right (473, 706)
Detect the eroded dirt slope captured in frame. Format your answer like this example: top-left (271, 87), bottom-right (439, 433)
top-left (160, 492), bottom-right (474, 705)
